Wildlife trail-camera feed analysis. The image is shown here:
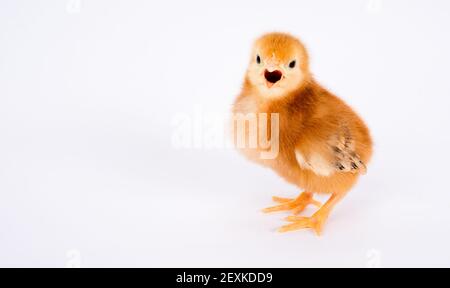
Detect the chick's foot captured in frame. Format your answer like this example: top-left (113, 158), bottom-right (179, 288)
top-left (278, 210), bottom-right (329, 236)
top-left (262, 192), bottom-right (321, 215)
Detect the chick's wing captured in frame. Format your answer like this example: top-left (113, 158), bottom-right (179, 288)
top-left (295, 125), bottom-right (367, 176)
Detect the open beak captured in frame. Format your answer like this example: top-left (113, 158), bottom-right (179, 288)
top-left (264, 69), bottom-right (283, 88)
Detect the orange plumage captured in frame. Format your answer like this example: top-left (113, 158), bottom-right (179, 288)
top-left (232, 32), bottom-right (373, 235)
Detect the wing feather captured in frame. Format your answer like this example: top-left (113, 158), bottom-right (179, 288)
top-left (295, 125), bottom-right (367, 176)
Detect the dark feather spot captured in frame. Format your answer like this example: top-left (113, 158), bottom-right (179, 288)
top-left (333, 146), bottom-right (342, 154)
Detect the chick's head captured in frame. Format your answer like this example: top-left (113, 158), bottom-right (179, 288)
top-left (246, 33), bottom-right (310, 99)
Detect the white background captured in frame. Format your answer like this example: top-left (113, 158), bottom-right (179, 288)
top-left (1, 0), bottom-right (450, 268)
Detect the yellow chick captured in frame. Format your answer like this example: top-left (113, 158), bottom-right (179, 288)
top-left (232, 33), bottom-right (373, 235)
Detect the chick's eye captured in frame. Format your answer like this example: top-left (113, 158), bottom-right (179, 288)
top-left (256, 55), bottom-right (261, 64)
top-left (289, 60), bottom-right (296, 68)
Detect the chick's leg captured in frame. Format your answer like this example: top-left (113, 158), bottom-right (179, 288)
top-left (263, 192), bottom-right (321, 215)
top-left (278, 193), bottom-right (344, 236)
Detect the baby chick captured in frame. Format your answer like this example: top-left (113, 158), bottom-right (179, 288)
top-left (232, 33), bottom-right (373, 235)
